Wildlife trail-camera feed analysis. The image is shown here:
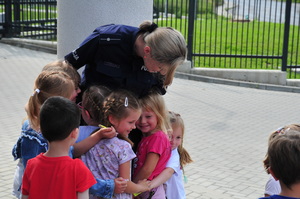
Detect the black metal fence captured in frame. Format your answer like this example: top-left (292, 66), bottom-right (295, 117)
top-left (1, 0), bottom-right (299, 78)
top-left (0, 0), bottom-right (57, 41)
top-left (153, 0), bottom-right (300, 78)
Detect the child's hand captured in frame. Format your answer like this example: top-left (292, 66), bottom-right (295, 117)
top-left (114, 177), bottom-right (128, 194)
top-left (95, 126), bottom-right (117, 140)
top-left (137, 179), bottom-right (151, 192)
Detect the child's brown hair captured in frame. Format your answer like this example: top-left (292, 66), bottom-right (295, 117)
top-left (82, 85), bottom-right (111, 124)
top-left (268, 129), bottom-right (300, 189)
top-left (102, 89), bottom-right (141, 146)
top-left (263, 124), bottom-right (300, 174)
top-left (42, 60), bottom-right (81, 91)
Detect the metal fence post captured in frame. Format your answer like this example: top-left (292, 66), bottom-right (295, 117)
top-left (3, 0), bottom-right (12, 37)
top-left (282, 0), bottom-right (292, 71)
top-left (14, 0), bottom-right (21, 35)
top-left (14, 0), bottom-right (20, 22)
top-left (187, 0), bottom-right (196, 63)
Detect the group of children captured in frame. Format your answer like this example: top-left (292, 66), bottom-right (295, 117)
top-left (11, 59), bottom-right (300, 199)
top-left (12, 60), bottom-right (193, 199)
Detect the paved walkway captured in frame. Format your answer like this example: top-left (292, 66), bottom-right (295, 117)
top-left (1, 42), bottom-right (300, 199)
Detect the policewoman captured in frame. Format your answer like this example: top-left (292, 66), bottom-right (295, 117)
top-left (64, 21), bottom-right (187, 98)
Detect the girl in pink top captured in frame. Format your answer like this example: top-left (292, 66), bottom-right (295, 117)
top-left (133, 92), bottom-right (171, 199)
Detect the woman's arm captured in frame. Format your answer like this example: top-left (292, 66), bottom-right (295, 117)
top-left (133, 152), bottom-right (159, 183)
top-left (73, 127), bottom-right (115, 158)
top-left (119, 161), bottom-right (150, 193)
top-left (64, 32), bottom-right (100, 70)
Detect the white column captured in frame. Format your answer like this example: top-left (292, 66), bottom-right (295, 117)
top-left (57, 0), bottom-right (153, 59)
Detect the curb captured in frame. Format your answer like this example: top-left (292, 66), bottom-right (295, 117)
top-left (0, 38), bottom-right (57, 54)
top-left (175, 72), bottom-right (300, 93)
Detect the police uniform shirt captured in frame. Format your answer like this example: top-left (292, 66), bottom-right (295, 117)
top-left (65, 24), bottom-right (166, 97)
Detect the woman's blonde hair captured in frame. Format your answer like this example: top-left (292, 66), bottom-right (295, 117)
top-left (27, 71), bottom-right (75, 131)
top-left (139, 92), bottom-right (170, 134)
top-left (169, 111), bottom-right (193, 169)
top-left (139, 21), bottom-right (187, 87)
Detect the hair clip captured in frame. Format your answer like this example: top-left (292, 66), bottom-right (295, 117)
top-left (149, 23), bottom-right (158, 33)
top-left (124, 97), bottom-right (128, 107)
top-left (141, 65), bottom-right (148, 71)
top-left (32, 88), bottom-right (40, 96)
top-left (276, 127), bottom-right (290, 135)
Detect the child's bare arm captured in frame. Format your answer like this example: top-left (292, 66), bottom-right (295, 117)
top-left (149, 167), bottom-right (174, 189)
top-left (133, 152), bottom-right (159, 183)
top-left (77, 189), bottom-right (89, 199)
top-left (119, 161), bottom-right (150, 193)
top-left (73, 127), bottom-right (116, 158)
top-left (114, 177), bottom-right (128, 194)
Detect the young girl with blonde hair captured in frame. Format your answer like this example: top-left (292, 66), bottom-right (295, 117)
top-left (150, 111), bottom-right (193, 198)
top-left (12, 70), bottom-right (75, 198)
top-left (42, 60), bottom-right (81, 103)
top-left (133, 92), bottom-right (172, 199)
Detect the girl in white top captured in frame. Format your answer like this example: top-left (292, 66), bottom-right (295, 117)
top-left (150, 111), bottom-right (193, 199)
top-left (264, 175), bottom-right (281, 196)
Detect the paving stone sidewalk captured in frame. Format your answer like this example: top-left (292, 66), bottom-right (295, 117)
top-left (1, 42), bottom-right (300, 199)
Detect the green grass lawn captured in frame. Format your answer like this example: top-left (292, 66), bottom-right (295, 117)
top-left (156, 16), bottom-right (300, 78)
top-left (0, 5), bottom-right (57, 20)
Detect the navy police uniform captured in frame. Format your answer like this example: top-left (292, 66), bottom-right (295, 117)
top-left (65, 24), bottom-right (166, 98)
